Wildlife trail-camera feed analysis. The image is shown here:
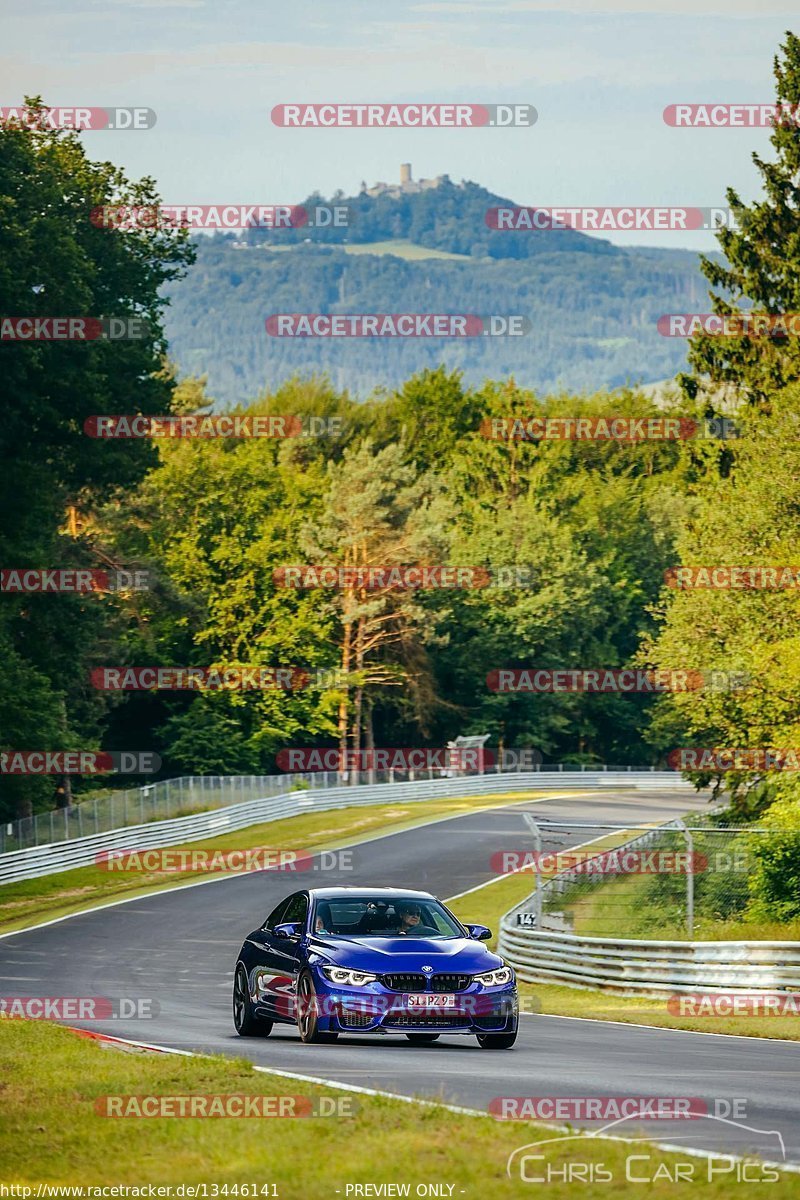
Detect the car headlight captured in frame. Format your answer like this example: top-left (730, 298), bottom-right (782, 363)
top-left (474, 966), bottom-right (514, 986)
top-left (320, 965), bottom-right (379, 986)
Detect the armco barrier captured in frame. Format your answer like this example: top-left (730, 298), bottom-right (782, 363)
top-left (496, 811), bottom-right (800, 995)
top-left (497, 922), bottom-right (800, 996)
top-left (0, 770), bottom-right (689, 886)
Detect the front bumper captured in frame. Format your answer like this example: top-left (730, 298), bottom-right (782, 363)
top-left (317, 979), bottom-right (519, 1035)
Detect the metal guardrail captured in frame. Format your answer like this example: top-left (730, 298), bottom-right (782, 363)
top-left (0, 770), bottom-right (689, 886)
top-left (497, 923), bottom-right (800, 995)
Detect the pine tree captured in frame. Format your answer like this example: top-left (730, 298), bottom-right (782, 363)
top-left (682, 32), bottom-right (800, 405)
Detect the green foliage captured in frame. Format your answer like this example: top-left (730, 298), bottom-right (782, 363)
top-left (645, 385), bottom-right (800, 806)
top-left (117, 372), bottom-right (687, 770)
top-left (747, 829), bottom-right (800, 921)
top-left (646, 34), bottom-right (800, 933)
top-left (0, 100), bottom-right (194, 819)
top-left (682, 31), bottom-right (800, 403)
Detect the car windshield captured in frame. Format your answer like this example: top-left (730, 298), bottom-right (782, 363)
top-left (311, 895), bottom-right (464, 940)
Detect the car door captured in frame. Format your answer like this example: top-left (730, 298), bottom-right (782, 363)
top-left (244, 896), bottom-right (290, 1020)
top-left (258, 891), bottom-right (309, 1020)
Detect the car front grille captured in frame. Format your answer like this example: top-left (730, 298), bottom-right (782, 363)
top-left (381, 972), bottom-right (471, 992)
top-left (431, 974), bottom-right (470, 992)
top-left (381, 973), bottom-right (426, 992)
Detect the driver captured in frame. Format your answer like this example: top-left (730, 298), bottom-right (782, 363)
top-left (391, 902), bottom-right (423, 935)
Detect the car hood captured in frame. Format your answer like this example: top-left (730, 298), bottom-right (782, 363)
top-left (309, 935), bottom-right (504, 974)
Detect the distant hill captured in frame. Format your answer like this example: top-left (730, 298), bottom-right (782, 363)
top-left (163, 179), bottom-right (714, 403)
top-left (243, 177), bottom-right (617, 261)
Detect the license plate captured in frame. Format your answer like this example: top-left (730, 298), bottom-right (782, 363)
top-left (404, 993), bottom-right (457, 1009)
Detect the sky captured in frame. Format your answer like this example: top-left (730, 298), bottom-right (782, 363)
top-left (3, 0), bottom-right (799, 248)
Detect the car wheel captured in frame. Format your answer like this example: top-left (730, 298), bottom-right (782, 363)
top-left (405, 1034), bottom-right (440, 1044)
top-left (296, 970), bottom-right (338, 1044)
top-left (233, 964), bottom-right (273, 1037)
top-left (476, 1030), bottom-right (517, 1049)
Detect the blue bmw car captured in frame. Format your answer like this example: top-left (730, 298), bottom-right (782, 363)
top-left (233, 886), bottom-right (518, 1048)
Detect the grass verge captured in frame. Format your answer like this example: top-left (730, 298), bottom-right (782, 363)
top-left (564, 871), bottom-right (800, 942)
top-left (262, 238), bottom-right (472, 261)
top-left (0, 1020), bottom-right (792, 1194)
top-left (0, 791), bottom-right (552, 936)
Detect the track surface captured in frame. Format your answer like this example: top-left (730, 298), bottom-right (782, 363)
top-left (2, 789), bottom-right (799, 1165)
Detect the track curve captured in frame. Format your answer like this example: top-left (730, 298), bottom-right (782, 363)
top-left (2, 788), bottom-right (798, 1165)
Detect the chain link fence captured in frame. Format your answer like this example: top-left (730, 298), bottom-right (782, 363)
top-left (0, 762), bottom-right (670, 854)
top-left (1, 774), bottom-right (326, 854)
top-left (514, 816), bottom-right (775, 938)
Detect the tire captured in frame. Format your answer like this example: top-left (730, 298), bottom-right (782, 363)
top-left (233, 964), bottom-right (273, 1037)
top-left (476, 1029), bottom-right (518, 1049)
top-left (296, 970), bottom-right (338, 1044)
top-left (405, 1034), bottom-right (440, 1044)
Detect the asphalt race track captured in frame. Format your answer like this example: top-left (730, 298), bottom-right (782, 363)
top-left (2, 789), bottom-right (799, 1167)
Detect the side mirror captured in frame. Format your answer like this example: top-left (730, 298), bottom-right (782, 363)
top-left (466, 923), bottom-right (492, 941)
top-left (273, 921), bottom-right (302, 940)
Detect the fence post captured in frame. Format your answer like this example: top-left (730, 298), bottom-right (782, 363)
top-left (522, 812), bottom-right (543, 928)
top-left (675, 820), bottom-right (694, 937)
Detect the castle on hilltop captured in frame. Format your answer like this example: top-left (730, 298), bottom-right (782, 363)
top-left (361, 164), bottom-right (450, 198)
